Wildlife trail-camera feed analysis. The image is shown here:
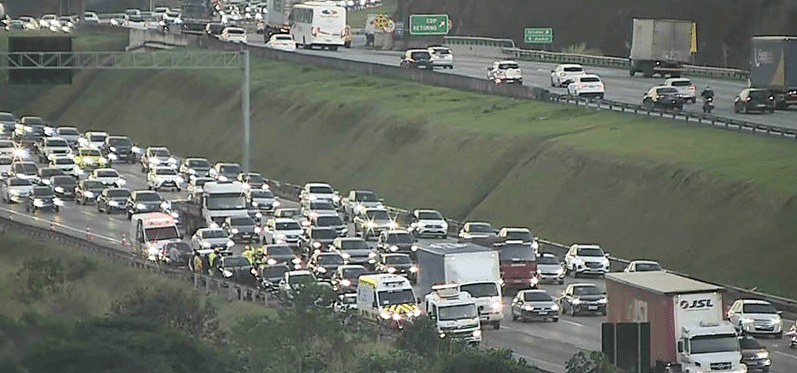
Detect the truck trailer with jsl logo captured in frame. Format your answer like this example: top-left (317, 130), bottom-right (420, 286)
top-left (605, 272), bottom-right (746, 373)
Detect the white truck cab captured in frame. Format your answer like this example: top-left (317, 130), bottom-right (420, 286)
top-left (424, 284), bottom-right (481, 345)
top-left (129, 212), bottom-right (182, 261)
top-left (357, 274), bottom-right (420, 329)
top-left (201, 181), bottom-right (250, 226)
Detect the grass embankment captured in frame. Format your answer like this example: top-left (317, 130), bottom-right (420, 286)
top-left (11, 56), bottom-right (797, 297)
top-left (347, 0), bottom-right (398, 29)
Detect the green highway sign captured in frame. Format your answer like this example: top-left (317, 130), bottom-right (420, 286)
top-left (409, 14), bottom-right (450, 35)
top-left (524, 28), bottom-right (553, 43)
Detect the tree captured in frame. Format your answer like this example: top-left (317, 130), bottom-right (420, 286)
top-left (565, 351), bottom-right (623, 373)
top-left (438, 348), bottom-right (544, 373)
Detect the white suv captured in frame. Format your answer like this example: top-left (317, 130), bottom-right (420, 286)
top-left (221, 27), bottom-right (247, 43)
top-left (663, 78), bottom-right (697, 103)
top-left (487, 60), bottom-right (523, 85)
top-left (727, 299), bottom-right (783, 338)
top-left (147, 166), bottom-right (184, 191)
top-left (428, 46), bottom-right (454, 69)
top-left (89, 168), bottom-right (126, 188)
top-left (405, 209), bottom-right (448, 238)
top-left (567, 74), bottom-right (605, 99)
top-left (550, 64), bottom-right (586, 87)
top-left (564, 244), bottom-right (609, 277)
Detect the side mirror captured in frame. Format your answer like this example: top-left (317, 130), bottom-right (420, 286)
top-left (550, 70), bottom-right (555, 73)
top-left (604, 252), bottom-right (611, 257)
top-left (379, 198), bottom-right (384, 203)
top-left (677, 341), bottom-right (684, 353)
top-left (778, 310), bottom-right (783, 315)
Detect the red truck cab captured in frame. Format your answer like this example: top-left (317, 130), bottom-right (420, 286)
top-left (495, 244), bottom-right (539, 289)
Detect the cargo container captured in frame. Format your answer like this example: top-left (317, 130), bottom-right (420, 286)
top-left (629, 19), bottom-right (692, 78)
top-left (606, 272), bottom-right (746, 373)
top-left (416, 242), bottom-right (504, 329)
top-left (749, 36), bottom-right (797, 108)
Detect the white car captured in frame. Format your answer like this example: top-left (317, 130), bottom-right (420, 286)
top-left (567, 74), bottom-right (605, 99)
top-left (406, 209), bottom-right (448, 238)
top-left (536, 253), bottom-right (565, 284)
top-left (0, 140), bottom-right (15, 157)
top-left (278, 270), bottom-right (317, 296)
top-left (428, 46), bottom-right (454, 69)
top-left (300, 182), bottom-right (339, 205)
top-left (83, 11), bottom-right (101, 24)
top-left (191, 227), bottom-right (234, 252)
top-left (9, 161), bottom-right (38, 181)
top-left (564, 244), bottom-right (610, 277)
top-left (458, 221), bottom-right (496, 241)
top-left (78, 131), bottom-right (108, 149)
top-left (89, 168), bottom-right (125, 188)
top-left (124, 14), bottom-right (147, 30)
top-left (263, 218), bottom-right (304, 246)
top-left (55, 126), bottom-right (81, 147)
top-left (39, 137), bottom-right (72, 162)
top-left (550, 64), bottom-right (586, 87)
top-left (141, 146), bottom-right (178, 172)
top-left (663, 78), bottom-right (697, 103)
top-left (2, 177), bottom-right (34, 203)
top-left (0, 156), bottom-right (13, 179)
top-left (220, 27), bottom-right (247, 43)
top-left (622, 260), bottom-right (662, 273)
top-left (48, 156), bottom-right (80, 177)
top-left (727, 299), bottom-right (783, 337)
top-left (39, 14), bottom-right (58, 29)
top-left (265, 34), bottom-right (297, 51)
top-left (487, 60), bottom-right (522, 85)
top-left (249, 188), bottom-right (280, 212)
top-left (147, 167), bottom-right (184, 191)
top-left (208, 162), bottom-right (241, 182)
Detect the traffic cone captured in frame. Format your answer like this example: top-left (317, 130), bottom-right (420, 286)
top-left (85, 227), bottom-right (93, 240)
top-left (121, 234), bottom-right (128, 247)
top-left (50, 219), bottom-right (56, 230)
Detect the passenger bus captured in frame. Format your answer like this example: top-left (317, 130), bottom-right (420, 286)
top-left (290, 1), bottom-right (346, 50)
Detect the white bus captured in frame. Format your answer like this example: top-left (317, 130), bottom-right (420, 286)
top-left (290, 2), bottom-right (346, 50)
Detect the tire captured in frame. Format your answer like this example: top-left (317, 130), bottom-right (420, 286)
top-left (25, 204), bottom-right (30, 212)
top-left (329, 46), bottom-right (338, 51)
top-left (54, 206), bottom-right (59, 213)
top-left (550, 78), bottom-right (555, 87)
top-left (776, 332), bottom-right (783, 339)
top-left (558, 279), bottom-right (564, 285)
top-left (511, 312), bottom-right (518, 321)
top-left (570, 305), bottom-right (577, 317)
top-left (492, 322), bottom-right (500, 330)
top-left (127, 211), bottom-right (132, 220)
top-left (744, 106), bottom-right (749, 114)
top-left (629, 69), bottom-right (636, 77)
top-left (553, 317), bottom-right (559, 322)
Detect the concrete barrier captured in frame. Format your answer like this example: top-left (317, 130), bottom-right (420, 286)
top-left (127, 29), bottom-right (201, 50)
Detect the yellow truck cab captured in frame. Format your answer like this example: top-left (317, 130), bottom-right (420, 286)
top-left (357, 273), bottom-right (420, 329)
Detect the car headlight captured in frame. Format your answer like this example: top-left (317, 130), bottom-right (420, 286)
top-left (33, 199), bottom-right (44, 207)
top-left (409, 265), bottom-right (418, 273)
top-left (202, 241), bottom-right (211, 248)
top-left (472, 329), bottom-right (482, 338)
top-left (55, 187), bottom-right (65, 193)
top-left (572, 298), bottom-right (582, 305)
top-left (83, 191), bottom-right (94, 198)
top-left (188, 169), bottom-right (196, 175)
top-left (523, 304), bottom-right (534, 311)
top-left (441, 222), bottom-right (449, 230)
top-left (309, 195), bottom-right (317, 201)
top-left (195, 187), bottom-right (203, 193)
top-left (412, 308), bottom-right (422, 317)
top-left (267, 258), bottom-right (277, 265)
top-left (252, 201), bottom-right (259, 207)
top-left (380, 312), bottom-right (391, 319)
top-left (531, 241), bottom-right (539, 250)
top-left (492, 301), bottom-right (502, 310)
top-left (332, 195), bottom-right (340, 203)
top-left (312, 241), bottom-right (321, 249)
top-left (389, 245), bottom-right (399, 252)
top-left (598, 298), bottom-right (607, 304)
top-left (411, 245), bottom-right (419, 251)
top-left (217, 175), bottom-right (228, 182)
top-left (231, 228), bottom-right (239, 234)
top-left (556, 268), bottom-right (564, 276)
top-left (255, 212), bottom-right (262, 218)
top-left (84, 157), bottom-right (94, 164)
top-left (272, 201), bottom-right (281, 207)
top-left (170, 212), bottom-right (179, 218)
top-left (317, 266), bottom-right (327, 273)
top-left (341, 252), bottom-right (351, 259)
top-left (389, 221), bottom-right (398, 229)
top-left (223, 270), bottom-right (233, 278)
top-left (341, 279), bottom-right (351, 287)
top-left (108, 201), bottom-right (119, 207)
top-left (366, 222), bottom-right (377, 228)
top-left (226, 240), bottom-right (235, 248)
top-left (136, 203), bottom-right (146, 209)
top-left (392, 313), bottom-right (401, 321)
top-left (9, 189), bottom-right (19, 195)
top-left (552, 304), bottom-right (560, 311)
top-left (149, 159), bottom-right (157, 165)
top-left (254, 227), bottom-right (261, 233)
top-left (109, 146), bottom-right (117, 152)
top-left (530, 277), bottom-right (539, 285)
top-left (161, 201), bottom-right (171, 209)
top-left (756, 350), bottom-right (769, 359)
top-left (368, 252), bottom-right (376, 258)
top-left (168, 157), bottom-right (177, 164)
top-left (741, 317), bottom-right (755, 324)
top-left (155, 177), bottom-right (164, 182)
top-left (387, 267), bottom-right (396, 273)
top-left (108, 153), bottom-right (118, 161)
top-left (148, 246), bottom-right (160, 255)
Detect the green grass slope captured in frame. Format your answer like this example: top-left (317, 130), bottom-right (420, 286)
top-left (10, 57), bottom-right (797, 297)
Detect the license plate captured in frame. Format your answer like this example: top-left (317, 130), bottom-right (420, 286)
top-left (588, 306), bottom-right (598, 310)
top-left (757, 104), bottom-right (765, 107)
top-left (538, 311), bottom-right (548, 315)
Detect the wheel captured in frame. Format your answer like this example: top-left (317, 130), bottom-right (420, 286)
top-left (492, 322), bottom-right (500, 330)
top-left (550, 78), bottom-right (555, 87)
top-left (553, 317), bottom-right (559, 322)
top-left (54, 206), bottom-right (59, 213)
top-left (734, 105), bottom-right (740, 113)
top-left (598, 94), bottom-right (604, 100)
top-left (511, 312), bottom-right (518, 321)
top-left (25, 204), bottom-right (30, 212)
top-left (570, 305), bottom-right (577, 316)
top-left (629, 69), bottom-right (636, 77)
top-left (558, 279), bottom-right (564, 285)
top-left (776, 332), bottom-right (783, 339)
top-left (744, 106), bottom-right (749, 114)
top-left (127, 211), bottom-right (132, 220)
top-left (329, 46), bottom-right (338, 51)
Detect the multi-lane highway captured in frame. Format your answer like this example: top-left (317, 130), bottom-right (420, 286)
top-left (2, 153), bottom-right (796, 372)
top-left (246, 34), bottom-right (797, 130)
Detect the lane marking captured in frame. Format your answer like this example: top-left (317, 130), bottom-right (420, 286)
top-left (562, 319), bottom-right (585, 327)
top-left (773, 350), bottom-right (797, 360)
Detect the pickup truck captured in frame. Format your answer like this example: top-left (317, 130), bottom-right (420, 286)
top-left (340, 189), bottom-right (383, 221)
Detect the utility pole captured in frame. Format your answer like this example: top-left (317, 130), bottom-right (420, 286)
top-left (241, 49), bottom-right (251, 173)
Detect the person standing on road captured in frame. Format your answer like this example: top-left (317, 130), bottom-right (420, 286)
top-left (242, 245), bottom-right (255, 265)
top-left (192, 250), bottom-right (204, 273)
top-left (208, 248), bottom-right (221, 275)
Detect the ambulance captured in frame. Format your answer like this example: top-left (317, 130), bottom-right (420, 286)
top-left (129, 212), bottom-right (182, 261)
top-left (357, 274), bottom-right (420, 329)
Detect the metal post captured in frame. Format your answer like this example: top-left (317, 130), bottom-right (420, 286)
top-left (241, 50), bottom-right (250, 173)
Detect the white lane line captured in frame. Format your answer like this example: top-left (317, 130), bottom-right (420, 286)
top-left (561, 319), bottom-right (585, 327)
top-left (773, 350), bottom-right (797, 360)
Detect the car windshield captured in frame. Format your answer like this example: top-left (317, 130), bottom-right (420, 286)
top-left (386, 232), bottom-right (414, 244)
top-left (499, 63), bottom-right (519, 69)
top-left (657, 87), bottom-right (678, 95)
top-left (438, 304), bottom-right (477, 321)
top-left (83, 181), bottom-right (105, 189)
top-left (46, 139), bottom-right (68, 147)
top-left (384, 255), bottom-right (411, 265)
top-left (276, 221), bottom-right (301, 230)
top-left (690, 334), bottom-right (739, 354)
top-left (206, 193), bottom-right (247, 210)
top-left (670, 80), bottom-right (692, 86)
top-left (309, 185), bottom-right (333, 194)
top-left (0, 113), bottom-right (14, 121)
top-left (738, 337), bottom-right (763, 350)
top-left (108, 189), bottom-right (131, 198)
top-left (460, 283), bottom-right (499, 297)
top-left (151, 148), bottom-right (170, 157)
top-left (54, 158), bottom-right (74, 165)
top-left (505, 230), bottom-right (531, 240)
top-left (577, 247), bottom-right (605, 257)
top-left (311, 201), bottom-right (335, 210)
top-left (581, 77), bottom-right (601, 82)
top-left (0, 158), bottom-right (12, 165)
top-left (288, 273), bottom-right (315, 286)
top-left (223, 257), bottom-right (251, 267)
top-left (16, 163), bottom-right (37, 173)
top-left (340, 240), bottom-right (368, 250)
top-left (219, 165), bottom-right (240, 174)
top-left (22, 117), bottom-right (43, 125)
top-left (317, 216), bottom-right (343, 226)
top-left (144, 226), bottom-right (179, 241)
top-left (250, 190), bottom-right (273, 198)
top-left (274, 35), bottom-right (292, 41)
top-left (310, 228), bottom-right (337, 239)
top-left (341, 294), bottom-right (357, 304)
top-left (267, 246), bottom-right (293, 256)
top-left (230, 217), bottom-right (254, 226)
top-left (58, 128), bottom-right (79, 135)
top-left (108, 137), bottom-right (132, 146)
top-left (573, 286), bottom-right (602, 296)
top-left (9, 179), bottom-right (32, 186)
top-left (748, 90), bottom-right (769, 99)
top-left (355, 191), bottom-right (378, 201)
top-left (563, 66), bottom-right (583, 72)
top-left (410, 51), bottom-right (430, 60)
top-left (318, 254), bottom-right (343, 265)
top-left (342, 267), bottom-right (367, 278)
top-left (80, 149), bottom-right (101, 157)
top-left (135, 192), bottom-right (161, 202)
top-left (0, 141), bottom-right (13, 148)
top-left (262, 266), bottom-right (289, 278)
top-left (742, 303), bottom-right (778, 314)
top-left (276, 209), bottom-right (299, 218)
top-left (52, 176), bottom-right (75, 186)
top-left (499, 245), bottom-right (535, 262)
top-left (165, 242), bottom-right (191, 252)
top-left (155, 168), bottom-right (177, 176)
top-left (378, 289), bottom-right (415, 306)
top-left (193, 179), bottom-right (211, 187)
top-left (537, 256), bottom-right (560, 265)
top-left (89, 134), bottom-right (106, 142)
top-left (468, 223), bottom-right (492, 233)
top-left (188, 159), bottom-right (210, 167)
top-left (32, 187), bottom-right (55, 197)
top-left (635, 262), bottom-right (662, 271)
top-left (366, 210), bottom-right (390, 220)
top-left (202, 230), bottom-right (227, 239)
top-left (97, 170), bottom-right (119, 177)
top-left (418, 211), bottom-right (442, 220)
top-left (41, 169), bottom-right (63, 177)
top-left (245, 174), bottom-right (263, 183)
top-left (226, 28), bottom-right (245, 34)
top-left (523, 292), bottom-right (552, 302)
top-left (431, 48), bottom-right (451, 54)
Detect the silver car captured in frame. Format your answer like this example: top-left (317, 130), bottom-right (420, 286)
top-left (2, 177), bottom-right (34, 203)
top-left (511, 289), bottom-right (560, 322)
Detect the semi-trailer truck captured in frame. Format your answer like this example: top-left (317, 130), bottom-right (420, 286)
top-left (749, 36), bottom-right (797, 109)
top-left (629, 18), bottom-right (692, 78)
top-left (606, 272), bottom-right (746, 373)
top-left (417, 242), bottom-right (504, 329)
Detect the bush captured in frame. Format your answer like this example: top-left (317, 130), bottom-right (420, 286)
top-left (565, 351), bottom-right (623, 373)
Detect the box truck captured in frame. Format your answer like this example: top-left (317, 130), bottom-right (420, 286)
top-left (629, 19), bottom-right (692, 78)
top-left (749, 36), bottom-right (797, 108)
top-left (606, 272), bottom-right (746, 373)
top-left (417, 242), bottom-right (504, 329)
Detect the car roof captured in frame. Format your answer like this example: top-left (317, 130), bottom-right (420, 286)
top-left (415, 209), bottom-right (440, 213)
top-left (198, 227), bottom-right (224, 232)
top-left (570, 283), bottom-right (600, 288)
top-left (274, 217), bottom-right (299, 223)
top-left (501, 227), bottom-right (529, 232)
top-left (579, 74), bottom-right (601, 79)
top-left (94, 168), bottom-right (117, 172)
top-left (738, 299), bottom-right (772, 305)
top-left (630, 260), bottom-right (659, 265)
top-left (666, 77), bottom-right (691, 82)
top-left (406, 49), bottom-right (429, 52)
top-left (496, 60), bottom-right (518, 64)
top-left (306, 182), bottom-right (332, 187)
top-left (539, 253), bottom-right (558, 258)
top-left (383, 253), bottom-right (410, 258)
top-left (559, 63), bottom-right (583, 68)
top-left (519, 289), bottom-right (548, 295)
top-left (573, 244), bottom-right (601, 249)
top-left (288, 270), bottom-right (313, 276)
top-left (384, 229), bottom-right (410, 234)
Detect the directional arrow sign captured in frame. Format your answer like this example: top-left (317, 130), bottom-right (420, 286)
top-left (409, 14), bottom-right (450, 35)
top-left (524, 28), bottom-right (553, 43)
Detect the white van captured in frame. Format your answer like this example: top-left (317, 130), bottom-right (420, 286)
top-left (290, 2), bottom-right (346, 50)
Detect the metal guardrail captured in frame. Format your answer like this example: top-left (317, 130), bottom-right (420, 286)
top-left (444, 36), bottom-right (516, 49)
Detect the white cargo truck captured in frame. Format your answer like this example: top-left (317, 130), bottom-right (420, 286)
top-left (424, 284), bottom-right (481, 345)
top-left (417, 242), bottom-right (504, 329)
top-left (629, 18), bottom-right (692, 78)
top-left (129, 212), bottom-right (182, 261)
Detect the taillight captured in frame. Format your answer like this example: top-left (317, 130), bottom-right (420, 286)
top-left (746, 97), bottom-right (751, 102)
top-left (768, 96), bottom-right (775, 101)
top-left (689, 86), bottom-right (695, 91)
top-left (598, 83), bottom-right (605, 89)
top-left (311, 27), bottom-right (318, 37)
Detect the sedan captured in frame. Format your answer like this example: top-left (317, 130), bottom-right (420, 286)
top-left (558, 283), bottom-right (607, 316)
top-left (75, 179), bottom-right (106, 205)
top-left (567, 74), bottom-right (605, 99)
top-left (221, 215), bottom-right (260, 243)
top-left (2, 177), bottom-right (34, 203)
top-left (97, 188), bottom-right (131, 214)
top-left (330, 264), bottom-right (368, 293)
top-left (511, 289), bottom-right (560, 322)
top-left (306, 252), bottom-right (346, 280)
top-left (734, 88), bottom-right (775, 114)
top-left (642, 86), bottom-right (685, 111)
top-left (50, 175), bottom-right (77, 200)
top-left (26, 186), bottom-right (63, 213)
top-left (160, 241), bottom-right (193, 267)
top-left (265, 34), bottom-right (297, 51)
top-left (191, 228), bottom-right (234, 252)
top-left (261, 244), bottom-right (302, 269)
top-left (623, 260), bottom-right (663, 273)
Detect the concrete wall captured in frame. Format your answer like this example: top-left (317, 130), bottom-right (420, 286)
top-left (127, 29), bottom-right (201, 50)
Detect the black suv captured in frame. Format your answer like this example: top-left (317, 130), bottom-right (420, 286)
top-left (400, 49), bottom-right (433, 69)
top-left (102, 135), bottom-right (135, 164)
top-left (642, 86), bottom-right (685, 111)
